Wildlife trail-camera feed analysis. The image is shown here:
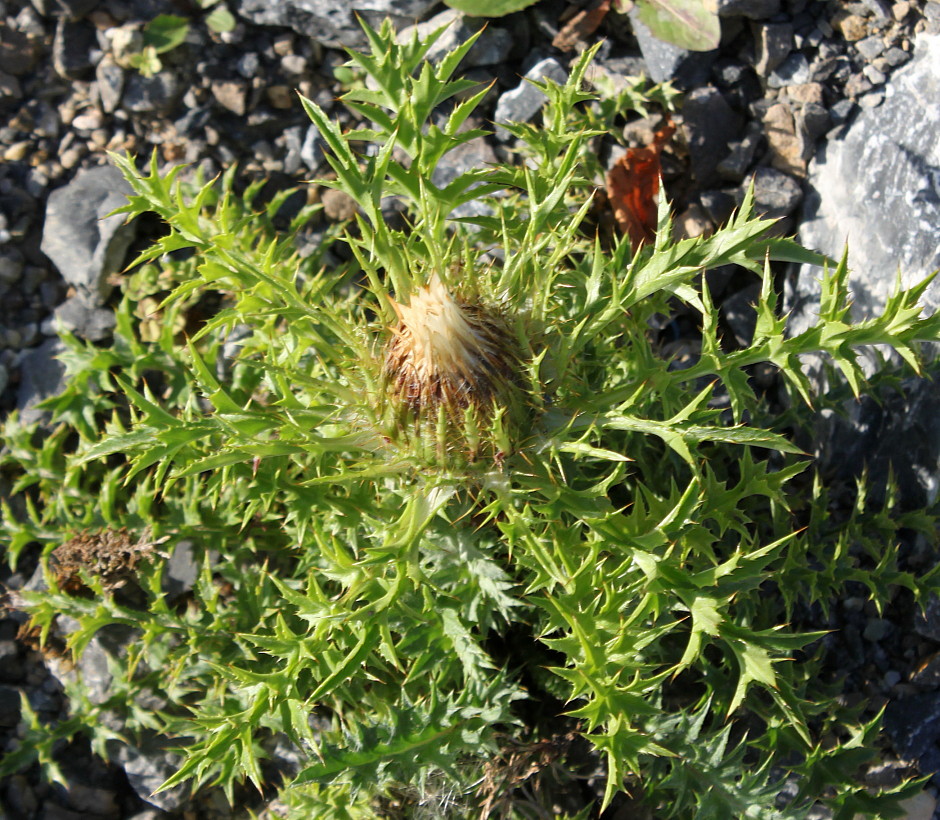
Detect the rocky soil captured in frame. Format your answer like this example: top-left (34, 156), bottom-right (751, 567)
top-left (2, 0), bottom-right (940, 817)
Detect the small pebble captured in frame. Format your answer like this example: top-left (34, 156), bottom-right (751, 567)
top-left (891, 0), bottom-right (910, 20)
top-left (862, 64), bottom-right (886, 84)
top-left (858, 88), bottom-right (886, 107)
top-left (71, 111), bottom-right (104, 131)
top-left (864, 618), bottom-right (893, 642)
top-left (236, 52), bottom-right (261, 79)
top-left (882, 45), bottom-right (911, 66)
top-left (89, 128), bottom-right (110, 149)
top-left (3, 141), bottom-right (29, 161)
top-left (829, 97), bottom-right (856, 124)
top-left (266, 85), bottom-right (294, 109)
top-left (834, 13), bottom-right (869, 41)
top-left (0, 250), bottom-right (23, 285)
top-left (272, 32), bottom-right (294, 56)
top-left (855, 34), bottom-right (886, 59)
top-left (18, 323), bottom-right (39, 347)
top-left (280, 54), bottom-right (307, 76)
top-left (59, 147), bottom-right (84, 169)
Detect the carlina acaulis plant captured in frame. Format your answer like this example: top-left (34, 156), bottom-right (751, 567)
top-left (383, 272), bottom-right (526, 459)
top-left (13, 18), bottom-right (940, 820)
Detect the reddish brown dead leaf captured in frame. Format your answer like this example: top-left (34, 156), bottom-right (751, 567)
top-left (606, 116), bottom-right (677, 250)
top-left (553, 0), bottom-right (612, 52)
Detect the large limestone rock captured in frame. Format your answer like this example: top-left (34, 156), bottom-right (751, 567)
top-left (41, 164), bottom-right (136, 307)
top-left (231, 0), bottom-right (437, 48)
top-left (789, 33), bottom-right (940, 335)
top-left (787, 34), bottom-right (940, 508)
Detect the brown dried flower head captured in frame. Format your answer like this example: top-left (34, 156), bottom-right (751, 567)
top-left (384, 274), bottom-right (521, 417)
top-left (50, 527), bottom-right (163, 594)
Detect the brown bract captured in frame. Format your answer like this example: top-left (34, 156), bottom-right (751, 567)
top-left (606, 116), bottom-right (677, 250)
top-left (384, 274), bottom-right (518, 414)
top-left (553, 0), bottom-right (612, 52)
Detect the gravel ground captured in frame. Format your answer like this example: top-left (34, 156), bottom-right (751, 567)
top-left (1, 0), bottom-right (940, 817)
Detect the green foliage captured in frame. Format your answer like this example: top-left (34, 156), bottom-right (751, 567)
top-left (197, 0), bottom-right (237, 34)
top-left (619, 0), bottom-right (722, 52)
top-left (445, 0), bottom-right (720, 51)
top-left (444, 0), bottom-right (539, 16)
top-left (126, 5), bottom-right (235, 76)
top-left (3, 17), bottom-right (940, 819)
top-left (127, 14), bottom-right (189, 76)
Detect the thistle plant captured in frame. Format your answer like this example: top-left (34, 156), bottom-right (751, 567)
top-left (4, 18), bottom-right (940, 819)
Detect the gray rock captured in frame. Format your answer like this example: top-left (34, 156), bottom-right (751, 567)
top-left (41, 164), bottom-right (136, 305)
top-left (398, 8), bottom-right (512, 69)
top-left (828, 97), bottom-right (856, 126)
top-left (715, 0), bottom-right (780, 18)
top-left (699, 189), bottom-right (737, 225)
top-left (856, 34), bottom-right (886, 60)
top-left (280, 53), bottom-right (308, 76)
top-left (432, 135), bottom-right (497, 220)
top-left (681, 87), bottom-right (742, 187)
top-left (858, 88), bottom-right (886, 108)
top-left (767, 51), bottom-right (811, 88)
top-left (174, 105), bottom-right (211, 137)
top-left (790, 34), bottom-right (940, 335)
top-left (915, 595), bottom-right (940, 642)
top-left (0, 684), bottom-right (20, 726)
top-left (64, 784), bottom-right (119, 818)
top-left (810, 376), bottom-right (940, 510)
top-left (912, 652), bottom-right (940, 687)
top-left (108, 733), bottom-right (190, 811)
top-left (753, 21), bottom-right (793, 75)
top-left (54, 295), bottom-right (117, 342)
top-left (231, 0), bottom-right (437, 49)
top-left (721, 283), bottom-right (762, 346)
top-left (0, 639), bottom-right (23, 681)
top-left (0, 69), bottom-right (21, 101)
top-left (210, 78), bottom-right (248, 116)
top-left (0, 246), bottom-right (24, 285)
top-left (301, 123), bottom-right (324, 170)
top-left (717, 120), bottom-right (763, 182)
top-left (162, 540), bottom-right (206, 601)
top-left (860, 0), bottom-right (892, 19)
top-left (52, 17), bottom-right (97, 80)
top-left (799, 102), bottom-right (831, 141)
top-left (883, 46), bottom-right (912, 68)
top-left (3, 775), bottom-right (38, 818)
top-left (629, 7), bottom-right (716, 86)
top-left (236, 51), bottom-right (261, 79)
top-left (745, 166), bottom-right (802, 219)
top-left (122, 70), bottom-right (179, 113)
top-left (16, 338), bottom-right (67, 425)
top-left (884, 692), bottom-right (940, 785)
top-left (493, 57), bottom-right (567, 141)
top-left (44, 621), bottom-right (140, 708)
top-left (282, 125), bottom-right (304, 175)
top-left (95, 57), bottom-right (124, 114)
top-left (32, 0), bottom-right (99, 16)
top-left (845, 70), bottom-right (874, 99)
top-left (0, 363), bottom-right (8, 397)
top-left (863, 617), bottom-right (893, 642)
top-left (863, 64), bottom-right (887, 86)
